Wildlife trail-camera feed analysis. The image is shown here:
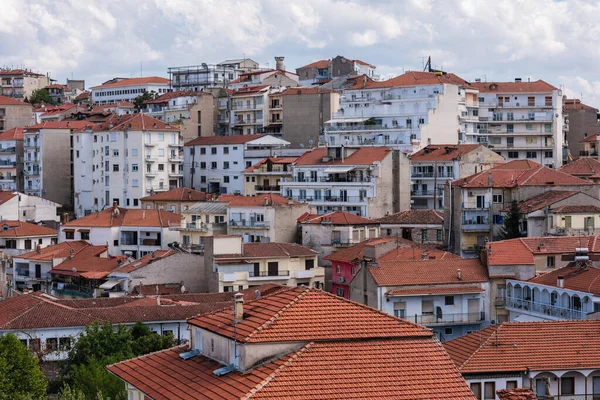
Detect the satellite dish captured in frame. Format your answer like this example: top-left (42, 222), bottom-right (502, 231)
top-left (309, 139), bottom-right (314, 146)
top-left (71, 267), bottom-right (77, 273)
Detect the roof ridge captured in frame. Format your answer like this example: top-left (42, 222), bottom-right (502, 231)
top-left (0, 297), bottom-right (44, 328)
top-left (243, 342), bottom-right (314, 399)
top-left (456, 324), bottom-right (502, 371)
top-left (107, 344), bottom-right (190, 370)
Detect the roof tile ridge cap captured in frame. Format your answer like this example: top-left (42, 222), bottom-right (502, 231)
top-left (517, 165), bottom-right (541, 186)
top-left (1, 297), bottom-right (45, 329)
top-left (33, 295), bottom-right (76, 310)
top-left (107, 343), bottom-right (190, 370)
top-left (244, 288), bottom-right (310, 342)
top-left (317, 289), bottom-right (432, 337)
top-left (242, 343), bottom-right (314, 400)
top-left (456, 324), bottom-right (502, 371)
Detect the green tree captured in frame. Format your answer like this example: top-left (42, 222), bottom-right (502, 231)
top-left (66, 322), bottom-right (133, 368)
top-left (58, 384), bottom-right (106, 400)
top-left (28, 88), bottom-right (55, 105)
top-left (133, 90), bottom-right (158, 110)
top-left (499, 199), bottom-right (523, 240)
top-left (70, 357), bottom-right (124, 400)
top-left (130, 321), bottom-right (175, 355)
top-left (0, 334), bottom-right (47, 400)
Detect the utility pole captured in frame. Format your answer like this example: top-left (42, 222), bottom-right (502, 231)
top-left (433, 160), bottom-right (438, 210)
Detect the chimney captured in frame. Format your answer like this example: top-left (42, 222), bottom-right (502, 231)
top-left (475, 78), bottom-right (481, 83)
top-left (557, 276), bottom-right (564, 288)
top-left (421, 251), bottom-right (428, 261)
top-left (515, 78), bottom-right (522, 83)
top-left (234, 292), bottom-right (244, 322)
top-left (487, 172), bottom-right (493, 186)
top-left (457, 269), bottom-right (462, 280)
top-left (263, 197), bottom-right (269, 206)
top-left (274, 56), bottom-right (285, 71)
top-left (36, 244), bottom-right (41, 254)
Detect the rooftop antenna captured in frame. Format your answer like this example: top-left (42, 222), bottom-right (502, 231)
top-left (140, 62), bottom-right (143, 78)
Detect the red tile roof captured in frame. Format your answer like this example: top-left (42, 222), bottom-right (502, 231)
top-left (560, 157), bottom-right (600, 178)
top-left (564, 98), bottom-right (597, 111)
top-left (90, 77), bottom-right (169, 90)
top-left (113, 250), bottom-right (176, 273)
top-left (509, 190), bottom-right (580, 213)
top-left (23, 120), bottom-right (91, 131)
top-left (188, 287), bottom-right (431, 343)
top-left (0, 95), bottom-right (30, 106)
top-left (527, 261), bottom-right (600, 295)
top-left (231, 85), bottom-right (270, 96)
top-left (453, 160), bottom-right (591, 188)
top-left (387, 285), bottom-right (484, 296)
top-left (184, 134), bottom-right (265, 147)
top-left (62, 207), bottom-right (180, 228)
top-left (298, 60), bottom-right (329, 69)
top-left (226, 193), bottom-right (303, 207)
top-left (553, 204), bottom-right (600, 213)
top-left (469, 80), bottom-right (557, 93)
top-left (0, 191), bottom-right (17, 205)
top-left (323, 237), bottom-right (398, 263)
top-left (106, 113), bottom-right (179, 132)
top-left (346, 71), bottom-right (467, 90)
top-left (293, 146), bottom-right (390, 166)
top-left (369, 259), bottom-right (488, 287)
top-left (297, 211), bottom-right (376, 225)
top-left (139, 187), bottom-right (211, 202)
top-left (376, 209), bottom-right (443, 225)
top-left (487, 236), bottom-right (600, 266)
top-left (377, 246), bottom-right (459, 262)
top-left (0, 220), bottom-right (57, 237)
top-left (411, 144), bottom-right (484, 161)
top-left (17, 240), bottom-right (90, 261)
top-left (235, 242), bottom-right (316, 259)
top-left (243, 157), bottom-right (297, 173)
top-left (496, 389), bottom-right (538, 400)
top-left (282, 87), bottom-right (336, 95)
top-left (0, 127), bottom-right (24, 141)
top-left (444, 320), bottom-right (600, 373)
top-left (49, 245), bottom-right (121, 279)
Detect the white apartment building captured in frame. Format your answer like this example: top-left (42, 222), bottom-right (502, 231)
top-left (470, 79), bottom-right (564, 168)
top-left (230, 85), bottom-right (270, 135)
top-left (73, 114), bottom-right (183, 217)
top-left (168, 64), bottom-right (239, 91)
top-left (0, 127), bottom-right (23, 190)
top-left (280, 146), bottom-right (410, 218)
top-left (91, 77), bottom-right (170, 105)
top-left (320, 71), bottom-right (468, 153)
top-left (183, 134), bottom-right (291, 195)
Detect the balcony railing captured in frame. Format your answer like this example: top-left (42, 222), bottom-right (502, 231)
top-left (411, 189), bottom-right (443, 197)
top-left (325, 124), bottom-right (402, 132)
top-left (120, 238), bottom-right (162, 247)
top-left (462, 221), bottom-right (490, 231)
top-left (282, 176), bottom-right (374, 183)
top-left (411, 172), bottom-right (453, 179)
top-left (168, 222), bottom-right (210, 232)
top-left (254, 185), bottom-right (280, 192)
top-left (248, 270), bottom-right (289, 278)
top-left (228, 220), bottom-right (270, 228)
top-left (412, 311), bottom-right (485, 325)
top-left (289, 195), bottom-right (367, 203)
top-left (462, 202), bottom-right (490, 210)
top-left (506, 297), bottom-right (585, 320)
top-left (537, 395), bottom-right (598, 400)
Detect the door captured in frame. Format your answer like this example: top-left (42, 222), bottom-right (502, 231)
top-left (593, 376), bottom-right (600, 399)
top-left (253, 263), bottom-right (260, 277)
top-left (35, 264), bottom-right (41, 279)
top-left (402, 228), bottom-right (412, 240)
top-left (267, 262), bottom-right (278, 276)
top-left (476, 195), bottom-right (485, 209)
top-left (340, 190), bottom-right (348, 202)
top-left (468, 299), bottom-right (479, 322)
top-left (263, 179), bottom-right (270, 190)
top-left (536, 379), bottom-right (549, 398)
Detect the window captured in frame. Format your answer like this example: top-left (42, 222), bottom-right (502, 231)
top-left (46, 338), bottom-right (58, 352)
top-left (506, 381), bottom-right (518, 389)
top-left (223, 147), bottom-right (229, 154)
top-left (223, 286), bottom-right (233, 292)
top-left (484, 382), bottom-right (496, 400)
top-left (65, 231), bottom-right (74, 240)
top-left (393, 302), bottom-right (406, 318)
top-left (246, 161), bottom-right (252, 168)
top-left (223, 161), bottom-right (229, 169)
top-left (113, 164), bottom-right (119, 172)
top-left (492, 194), bottom-right (503, 204)
top-left (211, 147), bottom-right (217, 155)
top-left (305, 259), bottom-right (314, 270)
top-left (526, 151), bottom-right (537, 159)
top-left (526, 123), bottom-right (533, 131)
top-left (158, 133), bottom-right (164, 142)
top-left (526, 136), bottom-right (536, 144)
top-left (547, 256), bottom-right (555, 268)
top-left (132, 164), bottom-right (139, 172)
top-left (224, 176), bottom-right (230, 183)
top-left (508, 151), bottom-right (519, 159)
top-left (470, 382), bottom-right (482, 399)
top-left (351, 267), bottom-right (357, 275)
top-left (158, 148), bottom-right (165, 157)
top-left (131, 148), bottom-right (138, 156)
top-left (560, 377), bottom-right (575, 395)
top-left (59, 337), bottom-right (72, 351)
top-left (421, 229), bottom-right (428, 240)
top-left (585, 216), bottom-right (595, 230)
top-left (545, 96), bottom-right (552, 106)
top-left (544, 151), bottom-right (553, 158)
top-left (76, 150), bottom-right (79, 158)
top-left (336, 287), bottom-right (344, 297)
top-left (133, 199), bottom-right (139, 207)
top-left (444, 327), bottom-right (453, 336)
top-left (211, 162), bottom-right (217, 169)
top-left (158, 164), bottom-right (164, 171)
top-left (29, 338), bottom-right (41, 352)
top-left (564, 215), bottom-right (572, 228)
top-left (132, 179), bottom-right (139, 187)
top-left (544, 123), bottom-right (552, 133)
top-left (199, 162), bottom-right (206, 169)
top-left (81, 231), bottom-right (90, 240)
top-left (336, 265), bottom-right (340, 274)
top-left (445, 296), bottom-right (454, 306)
top-left (200, 147), bottom-right (206, 155)
top-left (528, 96), bottom-right (535, 106)
top-left (200, 176), bottom-right (206, 183)
top-left (436, 230), bottom-right (442, 241)
top-left (493, 215), bottom-right (504, 224)
top-left (113, 149), bottom-right (119, 156)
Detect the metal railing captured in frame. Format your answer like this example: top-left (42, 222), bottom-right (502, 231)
top-left (254, 185), bottom-right (280, 192)
top-left (228, 220), bottom-right (270, 228)
top-left (289, 195), bottom-right (367, 203)
top-left (282, 176), bottom-right (374, 183)
top-left (168, 222), bottom-right (210, 231)
top-left (411, 172), bottom-right (453, 178)
top-left (325, 124), bottom-right (405, 132)
top-left (506, 297), bottom-right (585, 320)
top-left (120, 238), bottom-right (162, 247)
top-left (248, 270), bottom-right (289, 277)
top-left (411, 189), bottom-right (443, 196)
top-left (462, 202), bottom-right (490, 209)
top-left (413, 311), bottom-right (485, 325)
top-left (537, 394), bottom-right (597, 400)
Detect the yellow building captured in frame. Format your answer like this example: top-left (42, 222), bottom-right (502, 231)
top-left (243, 157), bottom-right (296, 195)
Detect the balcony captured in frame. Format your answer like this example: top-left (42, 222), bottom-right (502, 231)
top-left (0, 161), bottom-right (17, 168)
top-left (53, 282), bottom-right (93, 298)
top-left (254, 185), bottom-right (280, 192)
top-left (248, 270), bottom-right (289, 280)
top-left (145, 170), bottom-right (157, 177)
top-left (580, 151), bottom-right (598, 157)
top-left (144, 141), bottom-right (156, 147)
top-left (461, 221), bottom-right (490, 232)
top-left (412, 311), bottom-right (485, 325)
top-left (168, 171), bottom-right (184, 177)
top-left (120, 238), bottom-right (161, 247)
top-left (324, 124), bottom-right (401, 133)
top-left (411, 172), bottom-right (453, 179)
top-left (168, 142), bottom-right (183, 147)
top-left (228, 220), bottom-right (270, 228)
top-left (462, 202), bottom-right (490, 210)
top-left (0, 147), bottom-right (16, 154)
top-left (169, 222), bottom-right (210, 232)
top-left (329, 240), bottom-right (355, 247)
top-left (146, 186), bottom-right (168, 193)
top-left (506, 297), bottom-right (586, 320)
top-left (289, 195), bottom-right (367, 203)
top-left (145, 156), bottom-right (158, 163)
top-left (283, 176), bottom-right (374, 184)
top-left (168, 155), bottom-right (183, 162)
top-left (494, 296), bottom-right (506, 307)
top-left (411, 189), bottom-right (443, 197)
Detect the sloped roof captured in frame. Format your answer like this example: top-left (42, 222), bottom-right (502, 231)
top-left (0, 191), bottom-right (17, 205)
top-left (369, 259), bottom-right (488, 287)
top-left (560, 157), bottom-right (600, 178)
top-left (238, 242), bottom-right (317, 258)
top-left (140, 187), bottom-right (211, 202)
top-left (62, 207), bottom-right (180, 228)
top-left (411, 144), bottom-right (483, 161)
top-left (115, 250), bottom-right (177, 273)
top-left (106, 113), bottom-right (179, 132)
top-left (294, 146), bottom-right (390, 166)
top-left (243, 157), bottom-right (297, 173)
top-left (453, 160), bottom-right (591, 188)
top-left (24, 120), bottom-right (91, 131)
top-left (509, 190), bottom-right (580, 213)
top-left (17, 240), bottom-right (90, 261)
top-left (323, 237), bottom-right (398, 263)
top-left (226, 193), bottom-right (303, 207)
top-left (376, 209), bottom-right (443, 225)
top-left (298, 60), bottom-right (330, 69)
top-left (188, 287), bottom-right (431, 343)
top-left (469, 80), bottom-right (557, 93)
top-left (565, 98), bottom-right (597, 111)
top-left (0, 220), bottom-right (57, 237)
top-left (0, 95), bottom-right (30, 106)
top-left (298, 211), bottom-right (376, 225)
top-left (50, 245), bottom-right (122, 279)
top-left (346, 71), bottom-right (467, 90)
top-left (282, 87), bottom-right (336, 95)
top-left (552, 204), bottom-right (600, 213)
top-left (496, 389), bottom-right (538, 400)
top-left (184, 134), bottom-right (265, 147)
top-left (444, 320), bottom-right (600, 373)
top-left (90, 76), bottom-right (169, 89)
top-left (0, 127), bottom-right (24, 141)
top-left (184, 201), bottom-right (228, 215)
top-left (528, 262), bottom-right (600, 295)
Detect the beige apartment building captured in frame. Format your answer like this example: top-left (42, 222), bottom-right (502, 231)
top-left (242, 156), bottom-right (295, 195)
top-left (0, 96), bottom-right (33, 132)
top-left (0, 69), bottom-right (50, 100)
top-left (169, 201), bottom-right (228, 252)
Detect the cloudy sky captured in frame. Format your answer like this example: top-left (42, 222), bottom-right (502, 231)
top-left (2, 0), bottom-right (600, 106)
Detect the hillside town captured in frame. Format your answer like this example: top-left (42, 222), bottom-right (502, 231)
top-left (4, 7), bottom-right (600, 399)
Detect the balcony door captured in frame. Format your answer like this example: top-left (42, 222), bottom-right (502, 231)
top-left (593, 376), bottom-right (600, 398)
top-left (476, 195), bottom-right (485, 209)
top-left (468, 298), bottom-right (479, 321)
top-left (268, 262), bottom-right (278, 276)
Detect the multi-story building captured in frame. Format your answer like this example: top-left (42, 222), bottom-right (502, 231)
top-left (226, 193), bottom-right (309, 243)
top-left (0, 191), bottom-right (59, 222)
top-left (23, 121), bottom-right (92, 207)
top-left (296, 56), bottom-right (378, 86)
top-left (281, 87), bottom-right (340, 148)
top-left (444, 320), bottom-right (600, 399)
top-left (320, 71), bottom-right (469, 152)
top-left (91, 77), bottom-right (170, 105)
top-left (0, 96), bottom-right (33, 132)
top-left (72, 113), bottom-right (183, 216)
top-left (230, 85), bottom-right (270, 135)
top-left (169, 201), bottom-right (228, 252)
top-left (0, 220), bottom-right (57, 256)
top-left (446, 160), bottom-right (596, 257)
top-left (377, 209), bottom-right (444, 245)
top-left (228, 69), bottom-right (299, 90)
top-left (564, 98), bottom-right (600, 159)
top-left (140, 187), bottom-right (212, 214)
top-left (410, 144), bottom-right (505, 209)
top-left (470, 79), bottom-right (564, 168)
top-left (203, 235), bottom-right (323, 292)
top-left (38, 104), bottom-right (86, 123)
top-left (143, 91), bottom-right (215, 141)
top-left (281, 146), bottom-right (410, 218)
top-left (217, 58), bottom-right (260, 72)
top-left (0, 128), bottom-right (23, 190)
top-left (183, 134), bottom-right (291, 194)
top-left (59, 205), bottom-right (180, 258)
top-left (0, 69), bottom-right (50, 100)
top-left (168, 64), bottom-right (239, 91)
top-left (242, 156), bottom-right (295, 195)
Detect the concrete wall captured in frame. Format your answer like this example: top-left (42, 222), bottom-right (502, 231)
top-left (273, 204), bottom-right (310, 243)
top-left (566, 105), bottom-right (600, 158)
top-left (282, 91), bottom-right (339, 148)
top-left (0, 104), bottom-right (33, 132)
top-left (179, 95), bottom-right (215, 142)
top-left (40, 129), bottom-right (72, 207)
top-left (349, 261), bottom-right (378, 307)
top-left (420, 83), bottom-right (462, 147)
top-left (128, 252), bottom-right (206, 293)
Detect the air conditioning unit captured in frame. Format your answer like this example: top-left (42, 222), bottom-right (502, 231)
top-left (339, 277), bottom-right (345, 283)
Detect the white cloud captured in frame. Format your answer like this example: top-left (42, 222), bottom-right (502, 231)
top-left (2, 0), bottom-right (600, 108)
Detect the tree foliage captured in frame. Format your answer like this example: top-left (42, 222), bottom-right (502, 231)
top-left (132, 90), bottom-right (158, 110)
top-left (499, 199), bottom-right (523, 240)
top-left (0, 334), bottom-right (47, 400)
top-left (28, 88), bottom-right (55, 105)
top-left (62, 321), bottom-right (176, 400)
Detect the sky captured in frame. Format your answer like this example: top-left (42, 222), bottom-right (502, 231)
top-left (2, 0), bottom-right (600, 107)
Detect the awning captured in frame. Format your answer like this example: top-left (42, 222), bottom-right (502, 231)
top-left (323, 166), bottom-right (354, 173)
top-left (49, 268), bottom-right (79, 276)
top-left (77, 229), bottom-right (90, 233)
top-left (99, 279), bottom-right (124, 289)
top-left (324, 117), bottom-right (369, 124)
top-left (62, 229), bottom-right (74, 233)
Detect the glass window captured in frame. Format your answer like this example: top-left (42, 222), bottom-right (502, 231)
top-left (484, 382), bottom-right (495, 400)
top-left (445, 296), bottom-right (454, 305)
top-left (470, 383), bottom-right (482, 400)
top-left (561, 377), bottom-right (575, 395)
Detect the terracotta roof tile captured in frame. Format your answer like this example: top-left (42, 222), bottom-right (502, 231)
top-left (298, 211), bottom-right (376, 225)
top-left (323, 237), bottom-right (398, 263)
top-left (140, 187), bottom-right (211, 202)
top-left (496, 388), bottom-right (538, 400)
top-left (188, 287), bottom-right (431, 343)
top-left (387, 285), bottom-right (484, 296)
top-left (113, 250), bottom-right (176, 273)
top-left (62, 207), bottom-right (180, 228)
top-left (528, 261), bottom-right (600, 295)
top-left (184, 134), bottom-right (265, 147)
top-left (282, 87), bottom-right (336, 95)
top-left (0, 95), bottom-right (30, 106)
top-left (238, 242), bottom-right (316, 258)
top-left (298, 60), bottom-right (330, 69)
top-left (411, 144), bottom-right (483, 161)
top-left (90, 76), bottom-right (169, 90)
top-left (553, 204), bottom-right (600, 213)
top-left (346, 71), bottom-right (467, 90)
top-left (509, 190), bottom-right (579, 213)
top-left (369, 259), bottom-right (488, 286)
top-left (106, 113), bottom-right (179, 132)
top-left (0, 127), bottom-right (24, 141)
top-left (469, 80), bottom-right (557, 93)
top-left (376, 209), bottom-right (443, 225)
top-left (0, 191), bottom-right (17, 205)
top-left (293, 146), bottom-right (390, 166)
top-left (226, 193), bottom-right (303, 207)
top-left (486, 239), bottom-right (535, 266)
top-left (242, 157), bottom-right (297, 173)
top-left (377, 247), bottom-right (459, 262)
top-left (565, 98), bottom-right (597, 111)
top-left (560, 157), bottom-right (600, 178)
top-left (17, 240), bottom-right (90, 261)
top-left (444, 320), bottom-right (600, 373)
top-left (24, 120), bottom-right (91, 131)
top-left (0, 220), bottom-right (57, 237)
